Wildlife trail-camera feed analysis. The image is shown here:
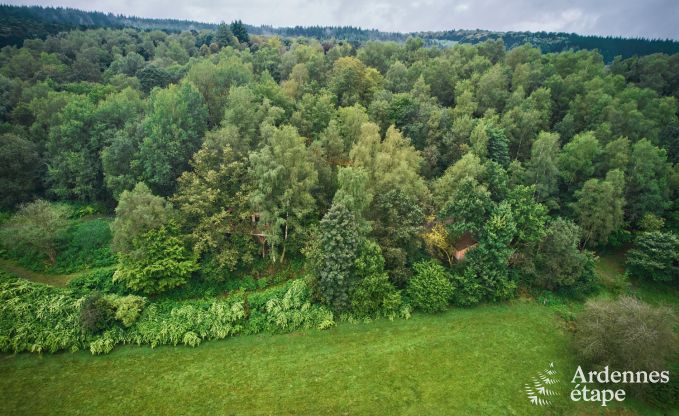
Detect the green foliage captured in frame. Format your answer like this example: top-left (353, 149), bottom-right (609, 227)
top-left (2, 18), bottom-right (679, 340)
top-left (521, 217), bottom-right (597, 293)
top-left (0, 200), bottom-right (70, 265)
top-left (80, 292), bottom-right (114, 334)
top-left (626, 231), bottom-right (679, 282)
top-left (249, 124), bottom-right (318, 262)
top-left (572, 169), bottom-right (626, 247)
top-left (113, 221), bottom-right (198, 294)
top-left (350, 240), bottom-right (403, 317)
top-left (329, 56), bottom-right (381, 106)
top-left (0, 271), bottom-right (333, 354)
top-left (558, 131), bottom-right (601, 193)
top-left (110, 295), bottom-right (146, 327)
top-left (55, 219), bottom-right (116, 273)
top-left (525, 131), bottom-right (560, 208)
top-left (111, 182), bottom-right (173, 255)
top-left (67, 268), bottom-right (125, 295)
top-left (627, 139), bottom-right (671, 224)
top-left (407, 260), bottom-right (453, 313)
top-left (449, 268), bottom-right (484, 307)
top-left (368, 189), bottom-right (424, 283)
top-left (173, 132), bottom-right (256, 274)
top-left (0, 273), bottom-right (85, 353)
top-left (639, 213), bottom-right (665, 232)
top-left (574, 297), bottom-right (677, 379)
top-left (0, 133), bottom-right (39, 209)
top-left (311, 203), bottom-right (360, 312)
top-left (486, 125), bottom-right (510, 168)
top-left (462, 201), bottom-right (517, 302)
top-left (441, 177), bottom-right (493, 238)
top-left (135, 82), bottom-right (208, 195)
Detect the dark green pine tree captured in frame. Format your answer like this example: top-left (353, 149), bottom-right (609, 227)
top-left (230, 20), bottom-right (250, 45)
top-left (216, 22), bottom-right (237, 48)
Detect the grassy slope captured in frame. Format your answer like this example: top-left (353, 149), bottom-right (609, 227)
top-left (0, 302), bottom-right (657, 416)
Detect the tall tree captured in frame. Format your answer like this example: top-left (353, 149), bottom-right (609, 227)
top-left (134, 82), bottom-right (208, 196)
top-left (526, 131), bottom-right (561, 209)
top-left (0, 133), bottom-right (39, 209)
top-left (311, 202), bottom-right (360, 312)
top-left (173, 127), bottom-right (257, 275)
top-left (249, 124), bottom-right (318, 262)
top-left (230, 20), bottom-right (250, 45)
top-left (573, 169), bottom-right (626, 247)
top-left (626, 138), bottom-right (671, 224)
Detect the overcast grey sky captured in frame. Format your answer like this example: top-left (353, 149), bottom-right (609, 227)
top-left (7, 0), bottom-right (679, 39)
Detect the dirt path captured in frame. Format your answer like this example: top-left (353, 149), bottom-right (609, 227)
top-left (0, 259), bottom-right (80, 287)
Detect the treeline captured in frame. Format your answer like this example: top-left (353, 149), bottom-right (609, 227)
top-left (2, 5), bottom-right (679, 62)
top-left (425, 30), bottom-right (679, 62)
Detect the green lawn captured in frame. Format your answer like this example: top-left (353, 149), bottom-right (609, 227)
top-left (0, 301), bottom-right (661, 416)
top-left (0, 253), bottom-right (674, 415)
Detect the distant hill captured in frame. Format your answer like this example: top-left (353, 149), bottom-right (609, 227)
top-left (2, 4), bottom-right (679, 61)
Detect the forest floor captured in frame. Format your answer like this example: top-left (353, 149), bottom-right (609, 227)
top-left (0, 254), bottom-right (675, 415)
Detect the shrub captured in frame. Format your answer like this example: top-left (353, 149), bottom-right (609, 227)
top-left (67, 268), bottom-right (126, 295)
top-left (1, 275), bottom-right (335, 355)
top-left (626, 231), bottom-right (679, 282)
top-left (574, 297), bottom-right (677, 373)
top-left (0, 272), bottom-right (85, 353)
top-left (351, 273), bottom-right (402, 318)
top-left (113, 221), bottom-right (198, 294)
top-left (55, 219), bottom-right (116, 272)
top-left (449, 267), bottom-right (483, 306)
top-left (350, 240), bottom-right (403, 317)
top-left (110, 295), bottom-right (146, 327)
top-left (407, 260), bottom-right (453, 313)
top-left (80, 292), bottom-right (115, 334)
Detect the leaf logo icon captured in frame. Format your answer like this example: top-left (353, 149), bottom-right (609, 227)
top-left (525, 362), bottom-right (560, 406)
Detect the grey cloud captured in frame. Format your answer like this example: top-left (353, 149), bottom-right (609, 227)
top-left (6, 0), bottom-right (679, 39)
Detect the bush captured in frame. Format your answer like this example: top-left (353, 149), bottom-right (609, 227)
top-left (644, 362), bottom-right (679, 410)
top-left (351, 273), bottom-right (403, 318)
top-left (449, 267), bottom-right (483, 306)
top-left (110, 295), bottom-right (146, 327)
top-left (407, 260), bottom-right (453, 313)
top-left (80, 292), bottom-right (115, 334)
top-left (67, 268), bottom-right (126, 295)
top-left (350, 240), bottom-right (404, 318)
top-left (574, 297), bottom-right (677, 373)
top-left (0, 272), bottom-right (85, 353)
top-left (0, 273), bottom-right (335, 355)
top-left (113, 221), bottom-right (198, 294)
top-left (55, 219), bottom-right (116, 273)
top-left (626, 231), bottom-right (679, 282)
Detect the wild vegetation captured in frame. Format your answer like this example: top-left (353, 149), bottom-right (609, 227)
top-left (0, 13), bottom-right (678, 413)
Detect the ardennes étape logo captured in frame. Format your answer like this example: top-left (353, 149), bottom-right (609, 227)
top-left (525, 362), bottom-right (560, 406)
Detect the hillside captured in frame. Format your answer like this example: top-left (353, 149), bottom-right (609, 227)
top-left (2, 4), bottom-right (679, 61)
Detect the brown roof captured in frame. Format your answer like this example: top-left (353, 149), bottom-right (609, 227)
top-left (453, 231), bottom-right (477, 251)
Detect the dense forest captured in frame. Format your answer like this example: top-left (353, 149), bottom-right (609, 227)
top-left (3, 4), bottom-right (679, 62)
top-left (0, 16), bottom-right (678, 407)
